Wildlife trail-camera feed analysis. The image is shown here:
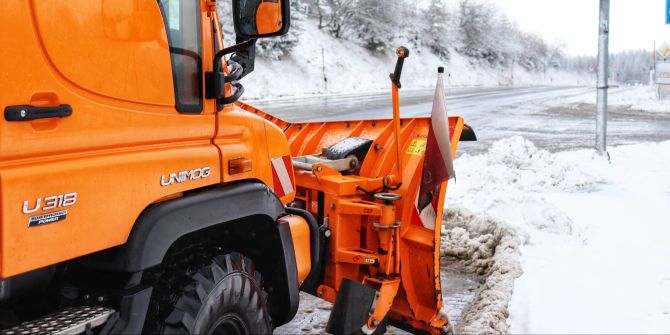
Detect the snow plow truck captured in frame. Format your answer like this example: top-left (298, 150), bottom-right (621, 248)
top-left (0, 0), bottom-right (476, 334)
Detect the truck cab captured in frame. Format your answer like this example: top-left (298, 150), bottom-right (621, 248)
top-left (1, 0), bottom-right (310, 333)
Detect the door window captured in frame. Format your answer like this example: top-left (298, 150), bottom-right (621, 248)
top-left (158, 0), bottom-right (203, 113)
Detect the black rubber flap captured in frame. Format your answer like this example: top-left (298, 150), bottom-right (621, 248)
top-left (326, 278), bottom-right (377, 335)
top-left (460, 123), bottom-right (478, 141)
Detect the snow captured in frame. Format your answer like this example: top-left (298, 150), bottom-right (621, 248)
top-left (446, 137), bottom-right (670, 333)
top-left (554, 85), bottom-right (670, 113)
top-left (276, 207), bottom-right (523, 335)
top-left (441, 208), bottom-right (522, 334)
top-left (242, 19), bottom-right (591, 100)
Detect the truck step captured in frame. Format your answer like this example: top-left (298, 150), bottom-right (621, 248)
top-left (1, 306), bottom-right (115, 335)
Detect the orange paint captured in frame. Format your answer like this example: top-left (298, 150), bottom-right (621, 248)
top-left (281, 115), bottom-right (467, 334)
top-left (282, 215), bottom-right (311, 284)
top-left (0, 0), bottom-right (295, 278)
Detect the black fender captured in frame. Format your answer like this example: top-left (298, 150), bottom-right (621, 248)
top-left (78, 182), bottom-right (286, 272)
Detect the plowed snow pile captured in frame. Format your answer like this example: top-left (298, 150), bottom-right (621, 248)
top-left (277, 207), bottom-right (522, 335)
top-left (441, 208), bottom-right (521, 334)
top-left (447, 137), bottom-right (670, 333)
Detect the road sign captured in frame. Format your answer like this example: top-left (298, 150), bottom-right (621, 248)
top-left (657, 62), bottom-right (670, 84)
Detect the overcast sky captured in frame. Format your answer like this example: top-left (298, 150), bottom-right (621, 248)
top-left (493, 0), bottom-right (670, 55)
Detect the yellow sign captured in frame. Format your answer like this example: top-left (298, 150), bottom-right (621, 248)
top-left (657, 42), bottom-right (670, 59)
top-left (406, 138), bottom-right (427, 155)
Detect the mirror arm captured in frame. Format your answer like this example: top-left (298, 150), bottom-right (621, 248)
top-left (212, 38), bottom-right (257, 70)
top-left (205, 39), bottom-right (256, 102)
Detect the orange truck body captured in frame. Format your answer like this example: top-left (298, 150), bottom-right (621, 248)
top-left (0, 1), bottom-right (472, 334)
top-left (0, 0), bottom-right (294, 278)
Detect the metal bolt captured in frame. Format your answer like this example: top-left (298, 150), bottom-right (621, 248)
top-left (83, 294), bottom-right (90, 300)
top-left (316, 166), bottom-right (322, 172)
top-left (97, 296), bottom-right (104, 302)
top-left (324, 229), bottom-right (332, 238)
top-left (20, 110), bottom-right (26, 118)
top-left (371, 319), bottom-right (378, 327)
top-left (329, 202), bottom-right (335, 209)
top-left (374, 144), bottom-right (382, 151)
top-left (318, 289), bottom-right (324, 297)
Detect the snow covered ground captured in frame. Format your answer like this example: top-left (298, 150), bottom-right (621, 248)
top-left (278, 136), bottom-right (670, 334)
top-left (446, 137), bottom-right (670, 333)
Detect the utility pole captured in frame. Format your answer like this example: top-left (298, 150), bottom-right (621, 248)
top-left (595, 0), bottom-right (610, 155)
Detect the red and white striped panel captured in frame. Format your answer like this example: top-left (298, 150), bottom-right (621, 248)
top-left (271, 155), bottom-right (295, 198)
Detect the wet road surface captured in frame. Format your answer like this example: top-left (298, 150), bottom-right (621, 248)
top-left (252, 86), bottom-right (670, 155)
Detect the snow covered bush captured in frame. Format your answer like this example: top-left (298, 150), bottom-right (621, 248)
top-left (421, 0), bottom-right (452, 60)
top-left (456, 0), bottom-right (499, 63)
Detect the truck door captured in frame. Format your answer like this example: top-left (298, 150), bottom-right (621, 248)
top-left (0, 0), bottom-right (220, 278)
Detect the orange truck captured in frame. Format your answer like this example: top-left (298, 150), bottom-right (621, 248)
top-left (0, 1), bottom-right (475, 334)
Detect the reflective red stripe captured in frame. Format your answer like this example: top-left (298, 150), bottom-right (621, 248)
top-left (271, 155), bottom-right (294, 198)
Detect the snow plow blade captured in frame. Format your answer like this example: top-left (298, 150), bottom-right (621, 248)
top-left (239, 101), bottom-right (470, 334)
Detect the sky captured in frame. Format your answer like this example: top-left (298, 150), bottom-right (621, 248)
top-left (492, 0), bottom-right (670, 56)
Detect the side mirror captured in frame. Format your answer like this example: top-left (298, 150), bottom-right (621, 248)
top-left (232, 0), bottom-right (290, 39)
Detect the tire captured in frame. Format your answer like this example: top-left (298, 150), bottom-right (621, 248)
top-left (440, 322), bottom-right (455, 335)
top-left (151, 252), bottom-right (272, 335)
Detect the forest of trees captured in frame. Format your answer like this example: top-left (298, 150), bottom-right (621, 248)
top-left (218, 0), bottom-right (654, 83)
top-left (565, 50), bottom-right (654, 84)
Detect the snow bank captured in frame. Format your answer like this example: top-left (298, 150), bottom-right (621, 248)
top-left (448, 136), bottom-right (598, 237)
top-left (242, 19), bottom-right (590, 100)
top-left (556, 85), bottom-right (670, 113)
top-left (447, 137), bottom-right (670, 333)
top-left (441, 208), bottom-right (522, 334)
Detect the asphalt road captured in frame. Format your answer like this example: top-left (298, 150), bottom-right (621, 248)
top-left (252, 86), bottom-right (670, 154)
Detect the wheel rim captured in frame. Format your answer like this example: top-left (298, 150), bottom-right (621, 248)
top-left (208, 313), bottom-right (249, 335)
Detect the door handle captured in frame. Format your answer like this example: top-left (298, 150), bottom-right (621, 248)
top-left (4, 105), bottom-right (72, 121)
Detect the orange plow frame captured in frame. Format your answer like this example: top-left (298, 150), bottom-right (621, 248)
top-left (239, 101), bottom-right (467, 334)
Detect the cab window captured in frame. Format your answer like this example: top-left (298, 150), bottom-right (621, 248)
top-left (158, 0), bottom-right (203, 113)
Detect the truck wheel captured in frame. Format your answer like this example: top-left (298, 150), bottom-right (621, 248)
top-left (158, 252), bottom-right (272, 335)
top-left (440, 322), bottom-right (455, 335)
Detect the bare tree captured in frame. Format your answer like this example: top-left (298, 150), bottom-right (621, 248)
top-left (325, 0), bottom-right (356, 38)
top-left (315, 0), bottom-right (325, 28)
